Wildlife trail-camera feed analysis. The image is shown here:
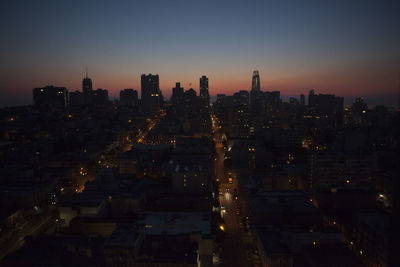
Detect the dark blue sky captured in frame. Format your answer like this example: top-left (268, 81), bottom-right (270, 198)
top-left (1, 0), bottom-right (399, 107)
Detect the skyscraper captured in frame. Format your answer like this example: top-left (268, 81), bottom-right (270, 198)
top-left (250, 70), bottom-right (263, 112)
top-left (141, 74), bottom-right (160, 114)
top-left (251, 70), bottom-right (260, 91)
top-left (199, 75), bottom-right (210, 110)
top-left (172, 82), bottom-right (184, 107)
top-left (82, 69), bottom-right (93, 106)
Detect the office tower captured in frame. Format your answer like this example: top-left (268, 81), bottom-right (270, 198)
top-left (250, 70), bottom-right (263, 112)
top-left (82, 70), bottom-right (93, 106)
top-left (171, 82), bottom-right (184, 106)
top-left (300, 94), bottom-right (305, 106)
top-left (264, 91), bottom-right (281, 119)
top-left (33, 86), bottom-right (68, 110)
top-left (141, 74), bottom-right (160, 114)
top-left (251, 70), bottom-right (260, 91)
top-left (69, 91), bottom-right (83, 107)
top-left (199, 75), bottom-right (210, 109)
top-left (92, 88), bottom-right (109, 106)
top-left (231, 91), bottom-right (250, 138)
top-left (120, 89), bottom-right (138, 107)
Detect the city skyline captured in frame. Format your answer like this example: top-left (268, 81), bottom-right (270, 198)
top-left (2, 70), bottom-right (399, 108)
top-left (1, 1), bottom-right (399, 265)
top-left (1, 0), bottom-right (400, 107)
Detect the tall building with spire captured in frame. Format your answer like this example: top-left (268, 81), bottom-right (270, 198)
top-left (82, 69), bottom-right (92, 106)
top-left (251, 70), bottom-right (260, 91)
top-left (250, 70), bottom-right (263, 113)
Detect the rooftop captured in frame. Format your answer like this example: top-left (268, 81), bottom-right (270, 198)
top-left (138, 212), bottom-right (211, 235)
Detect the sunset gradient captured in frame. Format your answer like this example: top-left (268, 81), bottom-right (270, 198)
top-left (1, 0), bottom-right (399, 107)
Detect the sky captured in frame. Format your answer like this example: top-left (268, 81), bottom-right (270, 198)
top-left (1, 0), bottom-right (399, 107)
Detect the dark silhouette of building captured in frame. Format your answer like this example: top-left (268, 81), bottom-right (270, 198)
top-left (141, 74), bottom-right (160, 114)
top-left (350, 97), bottom-right (369, 126)
top-left (251, 70), bottom-right (260, 91)
top-left (184, 88), bottom-right (197, 105)
top-left (69, 91), bottom-right (83, 107)
top-left (231, 90), bottom-right (250, 138)
top-left (120, 89), bottom-right (138, 107)
top-left (199, 75), bottom-right (210, 110)
top-left (82, 70), bottom-right (93, 106)
top-left (250, 70), bottom-right (263, 114)
top-left (307, 91), bottom-right (343, 126)
top-left (171, 82), bottom-right (184, 107)
top-left (92, 88), bottom-right (108, 106)
top-left (33, 85), bottom-right (68, 110)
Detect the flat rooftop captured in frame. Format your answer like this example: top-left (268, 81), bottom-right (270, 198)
top-left (138, 212), bottom-right (211, 235)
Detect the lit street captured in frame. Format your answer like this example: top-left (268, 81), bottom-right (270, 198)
top-left (213, 114), bottom-right (252, 267)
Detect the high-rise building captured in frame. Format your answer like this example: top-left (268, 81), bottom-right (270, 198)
top-left (171, 82), bottom-right (184, 107)
top-left (33, 86), bottom-right (68, 110)
top-left (251, 70), bottom-right (260, 91)
top-left (120, 89), bottom-right (138, 107)
top-left (199, 76), bottom-right (210, 110)
top-left (250, 70), bottom-right (263, 114)
top-left (231, 91), bottom-right (250, 138)
top-left (141, 74), bottom-right (160, 114)
top-left (82, 70), bottom-right (93, 106)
